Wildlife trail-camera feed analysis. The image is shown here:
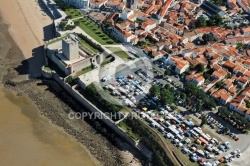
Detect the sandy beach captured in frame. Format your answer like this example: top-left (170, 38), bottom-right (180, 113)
top-left (0, 0), bottom-right (53, 59)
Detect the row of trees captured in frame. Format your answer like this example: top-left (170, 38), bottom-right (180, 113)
top-left (149, 85), bottom-right (174, 105)
top-left (217, 106), bottom-right (250, 131)
top-left (185, 82), bottom-right (217, 110)
top-left (196, 14), bottom-right (223, 28)
top-left (209, 0), bottom-right (226, 6)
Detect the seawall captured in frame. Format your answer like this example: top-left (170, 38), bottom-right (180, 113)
top-left (41, 68), bottom-right (153, 160)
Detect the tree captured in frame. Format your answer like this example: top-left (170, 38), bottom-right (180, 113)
top-left (208, 14), bottom-right (223, 26)
top-left (200, 116), bottom-right (208, 127)
top-left (196, 16), bottom-right (207, 27)
top-left (180, 93), bottom-right (187, 101)
top-left (164, 69), bottom-right (171, 76)
top-left (246, 101), bottom-right (250, 108)
top-left (236, 43), bottom-right (243, 50)
top-left (217, 106), bottom-right (231, 117)
top-left (159, 89), bottom-right (174, 105)
top-left (196, 63), bottom-right (205, 73)
top-left (59, 21), bottom-right (67, 30)
top-left (149, 85), bottom-right (160, 97)
top-left (185, 82), bottom-right (199, 96)
top-left (65, 76), bottom-right (74, 85)
top-left (210, 0), bottom-right (226, 6)
top-left (196, 100), bottom-right (203, 112)
top-left (203, 73), bottom-right (211, 80)
top-left (202, 34), bottom-right (213, 42)
top-left (215, 80), bottom-right (223, 88)
top-left (190, 23), bottom-right (196, 29)
top-left (164, 84), bottom-right (170, 90)
top-left (186, 98), bottom-right (192, 106)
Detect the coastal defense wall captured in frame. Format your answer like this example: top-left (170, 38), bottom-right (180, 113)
top-left (49, 73), bottom-right (152, 159)
top-left (41, 0), bottom-right (62, 19)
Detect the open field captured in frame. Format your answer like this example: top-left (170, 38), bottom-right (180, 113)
top-left (47, 36), bottom-right (67, 45)
top-left (78, 37), bottom-right (99, 54)
top-left (65, 8), bottom-right (82, 19)
top-left (75, 17), bottom-right (115, 45)
top-left (106, 47), bottom-right (130, 59)
top-left (73, 66), bottom-right (93, 79)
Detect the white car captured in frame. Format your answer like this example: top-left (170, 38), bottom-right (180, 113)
top-left (166, 133), bottom-right (174, 139)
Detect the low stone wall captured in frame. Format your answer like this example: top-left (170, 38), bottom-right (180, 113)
top-left (41, 66), bottom-right (54, 79)
top-left (45, 72), bottom-right (152, 160)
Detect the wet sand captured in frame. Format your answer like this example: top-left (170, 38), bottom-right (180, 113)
top-left (0, 88), bottom-right (98, 166)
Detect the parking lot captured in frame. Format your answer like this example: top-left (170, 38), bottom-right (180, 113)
top-left (97, 58), bottom-right (247, 166)
top-left (133, 107), bottom-right (243, 166)
top-left (99, 59), bottom-right (183, 108)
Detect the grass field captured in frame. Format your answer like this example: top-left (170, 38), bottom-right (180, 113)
top-left (65, 8), bottom-right (82, 19)
top-left (106, 47), bottom-right (130, 59)
top-left (46, 36), bottom-right (67, 45)
top-left (73, 66), bottom-right (93, 78)
top-left (75, 17), bottom-right (115, 45)
top-left (78, 37), bottom-right (99, 54)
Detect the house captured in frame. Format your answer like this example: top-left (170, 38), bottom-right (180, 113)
top-left (223, 61), bottom-right (237, 71)
top-left (233, 64), bottom-right (247, 76)
top-left (186, 73), bottom-right (205, 86)
top-left (237, 0), bottom-right (250, 14)
top-left (167, 55), bottom-right (189, 74)
top-left (89, 0), bottom-right (107, 8)
top-left (212, 88), bottom-right (233, 105)
top-left (121, 9), bottom-right (134, 20)
top-left (241, 27), bottom-right (250, 37)
top-left (229, 86), bottom-right (250, 119)
top-left (237, 76), bottom-right (249, 88)
top-left (211, 69), bottom-right (227, 80)
top-left (141, 20), bottom-right (157, 32)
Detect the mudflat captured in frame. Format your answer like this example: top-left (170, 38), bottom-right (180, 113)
top-left (0, 88), bottom-right (97, 166)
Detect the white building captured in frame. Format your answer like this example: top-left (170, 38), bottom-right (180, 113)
top-left (62, 0), bottom-right (89, 9)
top-left (121, 9), bottom-right (134, 20)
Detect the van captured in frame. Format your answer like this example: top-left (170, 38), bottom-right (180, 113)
top-left (165, 121), bottom-right (171, 127)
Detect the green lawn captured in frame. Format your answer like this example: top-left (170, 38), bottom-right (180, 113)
top-left (44, 66), bottom-right (52, 72)
top-left (106, 47), bottom-right (130, 59)
top-left (78, 37), bottom-right (99, 54)
top-left (75, 17), bottom-right (115, 45)
top-left (65, 8), bottom-right (82, 19)
top-left (46, 36), bottom-right (67, 45)
top-left (73, 66), bottom-right (93, 78)
top-left (101, 59), bottom-right (111, 66)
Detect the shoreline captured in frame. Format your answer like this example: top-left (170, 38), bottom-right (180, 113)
top-left (0, 0), bottom-right (143, 165)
